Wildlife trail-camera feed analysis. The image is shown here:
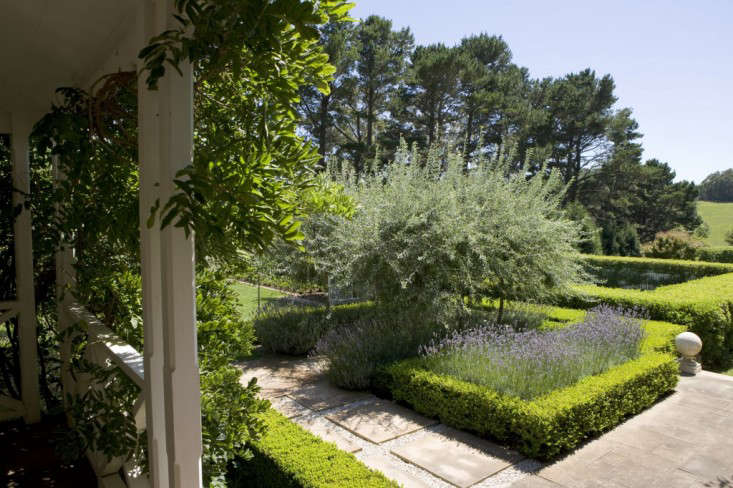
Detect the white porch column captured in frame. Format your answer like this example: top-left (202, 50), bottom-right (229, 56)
top-left (137, 1), bottom-right (170, 486)
top-left (52, 154), bottom-right (75, 413)
top-left (10, 112), bottom-right (41, 424)
top-left (155, 0), bottom-right (203, 486)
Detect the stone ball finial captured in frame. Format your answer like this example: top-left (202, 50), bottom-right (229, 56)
top-left (675, 332), bottom-right (702, 357)
top-left (676, 332), bottom-right (702, 375)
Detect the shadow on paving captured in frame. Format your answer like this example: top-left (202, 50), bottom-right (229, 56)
top-left (0, 415), bottom-right (96, 487)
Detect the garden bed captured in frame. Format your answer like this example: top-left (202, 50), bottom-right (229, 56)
top-left (377, 311), bottom-right (683, 460)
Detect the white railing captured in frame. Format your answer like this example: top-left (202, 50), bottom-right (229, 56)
top-left (65, 303), bottom-right (150, 488)
top-left (0, 300), bottom-right (25, 422)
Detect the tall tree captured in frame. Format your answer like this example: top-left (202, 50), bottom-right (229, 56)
top-left (298, 22), bottom-right (357, 165)
top-left (699, 169), bottom-right (733, 202)
top-left (400, 43), bottom-right (463, 147)
top-left (544, 69), bottom-right (620, 201)
top-left (349, 16), bottom-right (413, 166)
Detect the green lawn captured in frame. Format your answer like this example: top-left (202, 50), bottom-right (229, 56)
top-left (232, 281), bottom-right (285, 318)
top-left (697, 201), bottom-right (733, 246)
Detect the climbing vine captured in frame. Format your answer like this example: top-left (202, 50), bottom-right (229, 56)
top-left (23, 0), bottom-right (355, 485)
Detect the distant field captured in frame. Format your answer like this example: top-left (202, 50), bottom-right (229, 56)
top-left (232, 281), bottom-right (285, 318)
top-left (697, 201), bottom-right (733, 246)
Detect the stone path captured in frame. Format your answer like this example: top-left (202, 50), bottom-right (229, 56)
top-left (238, 356), bottom-right (733, 488)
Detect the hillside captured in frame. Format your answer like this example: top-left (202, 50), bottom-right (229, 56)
top-left (697, 200), bottom-right (733, 246)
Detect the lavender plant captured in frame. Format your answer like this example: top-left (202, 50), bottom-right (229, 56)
top-left (420, 305), bottom-right (646, 400)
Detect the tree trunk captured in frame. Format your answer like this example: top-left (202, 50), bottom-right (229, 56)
top-left (318, 94), bottom-right (330, 167)
top-left (366, 87), bottom-right (374, 148)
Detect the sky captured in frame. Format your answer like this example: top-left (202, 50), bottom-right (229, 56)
top-left (351, 0), bottom-right (732, 183)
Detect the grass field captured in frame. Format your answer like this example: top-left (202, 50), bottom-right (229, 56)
top-left (232, 281), bottom-right (285, 318)
top-left (697, 201), bottom-right (733, 246)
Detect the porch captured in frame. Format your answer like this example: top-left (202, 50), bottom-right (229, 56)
top-left (2, 1), bottom-right (204, 486)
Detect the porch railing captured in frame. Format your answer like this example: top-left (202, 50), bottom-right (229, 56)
top-left (0, 300), bottom-right (25, 421)
top-left (65, 302), bottom-right (150, 488)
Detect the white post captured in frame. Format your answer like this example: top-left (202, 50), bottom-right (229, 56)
top-left (52, 154), bottom-right (75, 412)
top-left (137, 1), bottom-right (171, 486)
top-left (155, 0), bottom-right (203, 485)
top-left (10, 112), bottom-right (41, 424)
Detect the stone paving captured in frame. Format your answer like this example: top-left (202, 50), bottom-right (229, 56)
top-left (238, 356), bottom-right (733, 488)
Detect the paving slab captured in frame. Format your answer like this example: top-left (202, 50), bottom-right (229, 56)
top-left (510, 476), bottom-right (564, 488)
top-left (391, 427), bottom-right (523, 488)
top-left (294, 416), bottom-right (362, 453)
top-left (269, 396), bottom-right (312, 419)
top-left (326, 400), bottom-right (437, 444)
top-left (357, 452), bottom-right (433, 488)
top-left (289, 380), bottom-right (373, 411)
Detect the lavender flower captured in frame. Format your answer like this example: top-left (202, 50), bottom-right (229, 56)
top-left (420, 305), bottom-right (646, 400)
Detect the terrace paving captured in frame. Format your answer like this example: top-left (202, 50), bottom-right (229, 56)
top-left (237, 356), bottom-right (733, 488)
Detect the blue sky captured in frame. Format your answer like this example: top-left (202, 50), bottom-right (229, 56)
top-left (351, 0), bottom-right (732, 183)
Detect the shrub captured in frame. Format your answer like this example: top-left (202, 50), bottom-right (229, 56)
top-left (727, 228), bottom-right (733, 246)
top-left (419, 306), bottom-right (646, 400)
top-left (696, 246), bottom-right (733, 263)
top-left (253, 302), bottom-right (378, 356)
top-left (317, 141), bottom-right (587, 317)
top-left (379, 315), bottom-right (681, 460)
top-left (315, 307), bottom-right (444, 390)
top-left (642, 229), bottom-right (704, 260)
top-left (558, 272), bottom-right (733, 369)
top-left (226, 409), bottom-right (399, 487)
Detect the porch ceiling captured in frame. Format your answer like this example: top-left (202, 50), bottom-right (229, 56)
top-left (0, 1), bottom-right (139, 116)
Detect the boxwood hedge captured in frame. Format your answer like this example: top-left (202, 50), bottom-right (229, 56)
top-left (696, 246), bottom-right (733, 264)
top-left (253, 302), bottom-right (378, 355)
top-left (580, 254), bottom-right (733, 288)
top-left (226, 409), bottom-right (398, 487)
top-left (378, 316), bottom-right (682, 460)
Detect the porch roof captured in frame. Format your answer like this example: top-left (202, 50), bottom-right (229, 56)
top-left (0, 1), bottom-right (139, 119)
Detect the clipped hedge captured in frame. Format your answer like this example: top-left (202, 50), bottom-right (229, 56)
top-left (696, 246), bottom-right (733, 264)
top-left (559, 272), bottom-right (733, 369)
top-left (226, 409), bottom-right (398, 488)
top-left (580, 254), bottom-right (733, 288)
top-left (380, 316), bottom-right (682, 460)
top-left (253, 302), bottom-right (377, 355)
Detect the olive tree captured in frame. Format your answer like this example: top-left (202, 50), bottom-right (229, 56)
top-left (319, 141), bottom-right (587, 321)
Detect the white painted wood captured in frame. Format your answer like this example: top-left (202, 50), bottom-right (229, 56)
top-left (155, 1), bottom-right (203, 485)
top-left (53, 154), bottom-right (77, 412)
top-left (10, 112), bottom-right (40, 424)
top-left (67, 304), bottom-right (146, 389)
top-left (137, 1), bottom-right (171, 486)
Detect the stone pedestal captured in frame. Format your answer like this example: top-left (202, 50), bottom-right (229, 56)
top-left (680, 357), bottom-right (702, 375)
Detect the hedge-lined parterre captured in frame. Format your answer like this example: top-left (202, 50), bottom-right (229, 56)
top-left (377, 315), bottom-right (683, 460)
top-left (559, 272), bottom-right (733, 368)
top-left (579, 254), bottom-right (733, 287)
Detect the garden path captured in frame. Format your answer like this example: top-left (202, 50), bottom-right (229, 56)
top-left (237, 356), bottom-right (733, 488)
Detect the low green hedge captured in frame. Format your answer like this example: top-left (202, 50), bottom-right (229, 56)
top-left (253, 302), bottom-right (377, 355)
top-left (559, 273), bottom-right (733, 369)
top-left (379, 316), bottom-right (682, 460)
top-left (696, 246), bottom-right (733, 263)
top-left (580, 254), bottom-right (733, 288)
top-left (226, 409), bottom-right (398, 487)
